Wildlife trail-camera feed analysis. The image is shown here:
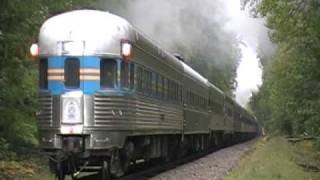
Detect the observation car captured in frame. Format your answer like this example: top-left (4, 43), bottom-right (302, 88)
top-left (33, 10), bottom-right (258, 180)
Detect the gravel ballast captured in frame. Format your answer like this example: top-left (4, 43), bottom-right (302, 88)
top-left (151, 139), bottom-right (257, 180)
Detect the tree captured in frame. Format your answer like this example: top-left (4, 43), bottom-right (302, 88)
top-left (248, 0), bottom-right (320, 138)
top-left (0, 0), bottom-right (95, 148)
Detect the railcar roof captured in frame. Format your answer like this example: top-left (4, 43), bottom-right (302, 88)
top-left (180, 61), bottom-right (209, 86)
top-left (39, 10), bottom-right (133, 56)
top-left (207, 82), bottom-right (224, 95)
top-left (38, 10), bottom-right (250, 115)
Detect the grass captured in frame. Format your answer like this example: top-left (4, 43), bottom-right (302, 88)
top-left (225, 136), bottom-right (320, 180)
top-left (1, 136), bottom-right (319, 180)
top-left (0, 149), bottom-right (53, 180)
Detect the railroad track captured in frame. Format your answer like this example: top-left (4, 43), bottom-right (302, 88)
top-left (118, 151), bottom-right (209, 180)
top-left (76, 145), bottom-right (227, 180)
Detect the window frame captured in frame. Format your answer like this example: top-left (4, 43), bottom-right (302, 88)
top-left (120, 61), bottom-right (129, 89)
top-left (39, 58), bottom-right (48, 89)
top-left (64, 58), bottom-right (80, 89)
top-left (100, 58), bottom-right (118, 89)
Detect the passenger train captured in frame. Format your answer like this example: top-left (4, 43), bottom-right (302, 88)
top-left (33, 10), bottom-right (258, 180)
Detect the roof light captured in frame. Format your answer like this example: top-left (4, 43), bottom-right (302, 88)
top-left (121, 40), bottom-right (132, 59)
top-left (30, 43), bottom-right (39, 57)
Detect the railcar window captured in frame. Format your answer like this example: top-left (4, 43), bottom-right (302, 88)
top-left (193, 94), bottom-right (196, 106)
top-left (39, 58), bottom-right (48, 89)
top-left (234, 112), bottom-right (240, 121)
top-left (174, 83), bottom-right (178, 101)
top-left (65, 58), bottom-right (80, 88)
top-left (177, 85), bottom-right (180, 102)
top-left (172, 81), bottom-right (175, 101)
top-left (174, 83), bottom-right (177, 101)
top-left (168, 79), bottom-right (171, 100)
top-left (137, 66), bottom-right (142, 92)
top-left (170, 80), bottom-right (173, 100)
top-left (201, 97), bottom-right (204, 107)
top-left (168, 80), bottom-right (172, 100)
top-left (100, 59), bottom-right (117, 88)
top-left (216, 103), bottom-right (223, 114)
top-left (191, 92), bottom-right (194, 105)
top-left (142, 69), bottom-right (146, 93)
top-left (160, 76), bottom-right (164, 99)
top-left (152, 73), bottom-right (156, 96)
top-left (191, 93), bottom-right (194, 106)
top-left (176, 85), bottom-right (179, 102)
top-left (180, 86), bottom-right (183, 103)
top-left (155, 74), bottom-right (159, 97)
top-left (130, 63), bottom-right (135, 89)
top-left (142, 69), bottom-right (152, 95)
top-left (146, 71), bottom-right (150, 95)
top-left (120, 61), bottom-right (129, 88)
top-left (142, 70), bottom-right (146, 94)
top-left (197, 95), bottom-right (200, 107)
top-left (186, 91), bottom-right (189, 104)
top-left (148, 71), bottom-right (152, 95)
top-left (163, 78), bottom-right (167, 99)
top-left (179, 85), bottom-right (182, 102)
top-left (173, 82), bottom-right (176, 101)
top-left (227, 108), bottom-right (233, 117)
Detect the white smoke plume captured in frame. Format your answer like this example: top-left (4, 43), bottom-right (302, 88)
top-left (99, 0), bottom-right (274, 106)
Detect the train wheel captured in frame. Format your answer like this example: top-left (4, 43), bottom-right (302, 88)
top-left (120, 141), bottom-right (134, 173)
top-left (56, 162), bottom-right (65, 180)
top-left (110, 147), bottom-right (131, 177)
top-left (109, 142), bottom-right (135, 177)
top-left (102, 161), bottom-right (110, 180)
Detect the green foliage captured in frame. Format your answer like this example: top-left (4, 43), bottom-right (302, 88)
top-left (225, 137), bottom-right (319, 180)
top-left (249, 0), bottom-right (320, 139)
top-left (0, 0), bottom-right (96, 149)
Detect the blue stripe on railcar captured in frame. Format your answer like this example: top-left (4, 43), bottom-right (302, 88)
top-left (80, 56), bottom-right (100, 68)
top-left (81, 80), bottom-right (100, 94)
top-left (47, 56), bottom-right (101, 95)
top-left (48, 56), bottom-right (64, 68)
top-left (48, 80), bottom-right (65, 95)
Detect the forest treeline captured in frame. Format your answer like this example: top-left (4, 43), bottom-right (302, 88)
top-left (0, 0), bottom-right (240, 150)
top-left (247, 0), bottom-right (320, 144)
top-left (0, 0), bottom-right (96, 150)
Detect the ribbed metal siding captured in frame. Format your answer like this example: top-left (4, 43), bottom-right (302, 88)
top-left (94, 95), bottom-right (183, 131)
top-left (135, 99), bottom-right (182, 129)
top-left (94, 95), bottom-right (137, 128)
top-left (38, 92), bottom-right (53, 127)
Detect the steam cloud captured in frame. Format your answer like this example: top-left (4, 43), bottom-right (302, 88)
top-left (99, 0), bottom-right (274, 106)
top-left (223, 1), bottom-right (274, 106)
top-left (101, 0), bottom-right (239, 79)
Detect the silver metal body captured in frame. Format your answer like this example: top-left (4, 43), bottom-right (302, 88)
top-left (37, 10), bottom-right (258, 155)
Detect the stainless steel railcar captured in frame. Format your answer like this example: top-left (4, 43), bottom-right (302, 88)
top-left (34, 10), bottom-right (258, 180)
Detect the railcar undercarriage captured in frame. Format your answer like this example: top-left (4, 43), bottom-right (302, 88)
top-left (45, 132), bottom-right (256, 180)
